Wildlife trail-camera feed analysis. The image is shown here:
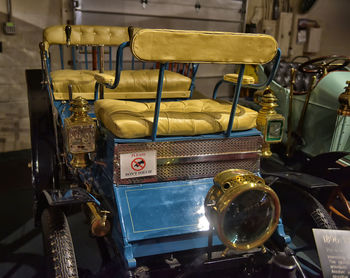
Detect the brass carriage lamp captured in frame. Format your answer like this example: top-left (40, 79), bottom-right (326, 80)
top-left (64, 97), bottom-right (96, 168)
top-left (256, 87), bottom-right (285, 157)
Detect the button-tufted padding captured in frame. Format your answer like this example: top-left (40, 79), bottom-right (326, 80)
top-left (43, 25), bottom-right (129, 48)
top-left (51, 69), bottom-right (191, 100)
top-left (131, 29), bottom-right (278, 64)
top-left (95, 99), bottom-right (258, 138)
top-left (264, 61), bottom-right (320, 93)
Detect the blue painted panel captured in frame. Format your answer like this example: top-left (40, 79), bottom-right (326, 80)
top-left (115, 178), bottom-right (214, 242)
top-left (132, 233), bottom-right (223, 259)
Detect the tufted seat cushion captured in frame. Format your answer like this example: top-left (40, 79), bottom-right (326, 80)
top-left (264, 61), bottom-right (320, 93)
top-left (94, 99), bottom-right (258, 138)
top-left (223, 73), bottom-right (256, 84)
top-left (51, 69), bottom-right (192, 100)
top-left (43, 25), bottom-right (130, 50)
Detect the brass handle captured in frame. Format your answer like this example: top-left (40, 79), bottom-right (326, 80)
top-left (100, 210), bottom-right (110, 227)
top-left (65, 25), bottom-right (72, 46)
top-left (39, 42), bottom-right (46, 59)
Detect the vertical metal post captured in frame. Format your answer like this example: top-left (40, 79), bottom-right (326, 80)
top-left (241, 0), bottom-right (248, 33)
top-left (151, 63), bottom-right (166, 141)
top-left (59, 45), bottom-right (64, 69)
top-left (97, 47), bottom-right (101, 70)
top-left (225, 64), bottom-right (245, 137)
top-left (71, 46), bottom-right (77, 69)
top-left (109, 46), bottom-right (112, 70)
top-left (99, 46), bottom-right (105, 99)
top-left (92, 46), bottom-right (97, 70)
top-left (84, 46), bottom-right (88, 69)
top-left (131, 56), bottom-right (135, 70)
top-left (207, 224), bottom-right (213, 260)
top-left (189, 64), bottom-right (199, 99)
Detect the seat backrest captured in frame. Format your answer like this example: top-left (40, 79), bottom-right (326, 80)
top-left (43, 25), bottom-right (129, 49)
top-left (41, 25), bottom-right (200, 101)
top-left (126, 28), bottom-right (279, 140)
top-left (42, 25), bottom-right (130, 71)
top-left (130, 29), bottom-right (278, 65)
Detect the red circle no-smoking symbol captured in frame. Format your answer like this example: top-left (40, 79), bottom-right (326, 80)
top-left (131, 158), bottom-right (146, 171)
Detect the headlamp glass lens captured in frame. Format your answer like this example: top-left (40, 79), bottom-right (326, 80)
top-left (223, 189), bottom-right (275, 246)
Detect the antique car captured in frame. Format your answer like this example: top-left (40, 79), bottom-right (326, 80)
top-left (259, 56), bottom-right (350, 158)
top-left (26, 25), bottom-right (336, 278)
top-left (256, 56), bottom-right (350, 226)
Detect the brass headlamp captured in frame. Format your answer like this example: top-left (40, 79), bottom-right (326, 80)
top-left (64, 97), bottom-right (96, 168)
top-left (205, 169), bottom-right (280, 251)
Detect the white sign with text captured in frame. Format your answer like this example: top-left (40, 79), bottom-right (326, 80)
top-left (120, 150), bottom-right (157, 179)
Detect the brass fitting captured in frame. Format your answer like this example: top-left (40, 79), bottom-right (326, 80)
top-left (256, 87), bottom-right (285, 158)
top-left (338, 81), bottom-right (350, 116)
top-left (65, 25), bottom-right (72, 46)
top-left (87, 202), bottom-right (111, 237)
top-left (64, 97), bottom-right (96, 168)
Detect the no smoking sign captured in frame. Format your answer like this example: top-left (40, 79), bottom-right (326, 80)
top-left (131, 158), bottom-right (146, 171)
top-left (120, 150), bottom-right (157, 179)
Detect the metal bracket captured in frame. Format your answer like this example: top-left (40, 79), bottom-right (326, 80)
top-left (263, 171), bottom-right (338, 190)
top-left (43, 187), bottom-right (101, 207)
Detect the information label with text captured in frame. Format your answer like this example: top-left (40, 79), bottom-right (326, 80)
top-left (313, 228), bottom-right (350, 278)
top-left (120, 150), bottom-right (157, 179)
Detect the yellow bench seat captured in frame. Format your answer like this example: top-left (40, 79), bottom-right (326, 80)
top-left (94, 99), bottom-right (258, 138)
top-left (51, 69), bottom-right (192, 100)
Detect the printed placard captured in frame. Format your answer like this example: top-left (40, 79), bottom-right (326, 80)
top-left (313, 228), bottom-right (350, 277)
top-left (120, 150), bottom-right (157, 179)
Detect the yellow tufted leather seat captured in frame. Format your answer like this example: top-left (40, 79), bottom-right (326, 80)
top-left (43, 25), bottom-right (193, 100)
top-left (52, 69), bottom-right (192, 100)
top-left (94, 99), bottom-right (258, 138)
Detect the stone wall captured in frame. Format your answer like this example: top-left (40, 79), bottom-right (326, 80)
top-left (0, 13), bottom-right (41, 152)
top-left (0, 0), bottom-right (62, 152)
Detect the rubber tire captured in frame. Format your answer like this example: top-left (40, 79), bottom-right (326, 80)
top-left (41, 207), bottom-right (79, 278)
top-left (271, 181), bottom-right (336, 243)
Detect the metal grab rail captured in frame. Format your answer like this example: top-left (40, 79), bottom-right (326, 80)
top-left (150, 49), bottom-right (281, 141)
top-left (212, 48), bottom-right (281, 99)
top-left (95, 41), bottom-right (200, 100)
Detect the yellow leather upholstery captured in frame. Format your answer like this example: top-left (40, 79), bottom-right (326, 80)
top-left (43, 25), bottom-right (193, 99)
top-left (51, 70), bottom-right (96, 99)
top-left (223, 73), bottom-right (256, 84)
top-left (95, 99), bottom-right (257, 138)
top-left (131, 29), bottom-right (277, 64)
top-left (52, 69), bottom-right (191, 100)
top-left (43, 25), bottom-right (129, 50)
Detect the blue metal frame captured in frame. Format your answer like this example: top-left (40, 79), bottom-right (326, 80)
top-left (84, 46), bottom-right (88, 69)
top-left (94, 41), bottom-right (200, 101)
top-left (226, 64), bottom-right (245, 137)
top-left (212, 48), bottom-right (282, 99)
top-left (93, 47), bottom-right (279, 141)
top-left (59, 45), bottom-right (64, 69)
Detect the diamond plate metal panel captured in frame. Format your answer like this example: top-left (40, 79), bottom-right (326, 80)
top-left (114, 136), bottom-right (262, 185)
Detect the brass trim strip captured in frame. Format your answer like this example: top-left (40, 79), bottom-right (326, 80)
top-left (157, 151), bottom-right (259, 166)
